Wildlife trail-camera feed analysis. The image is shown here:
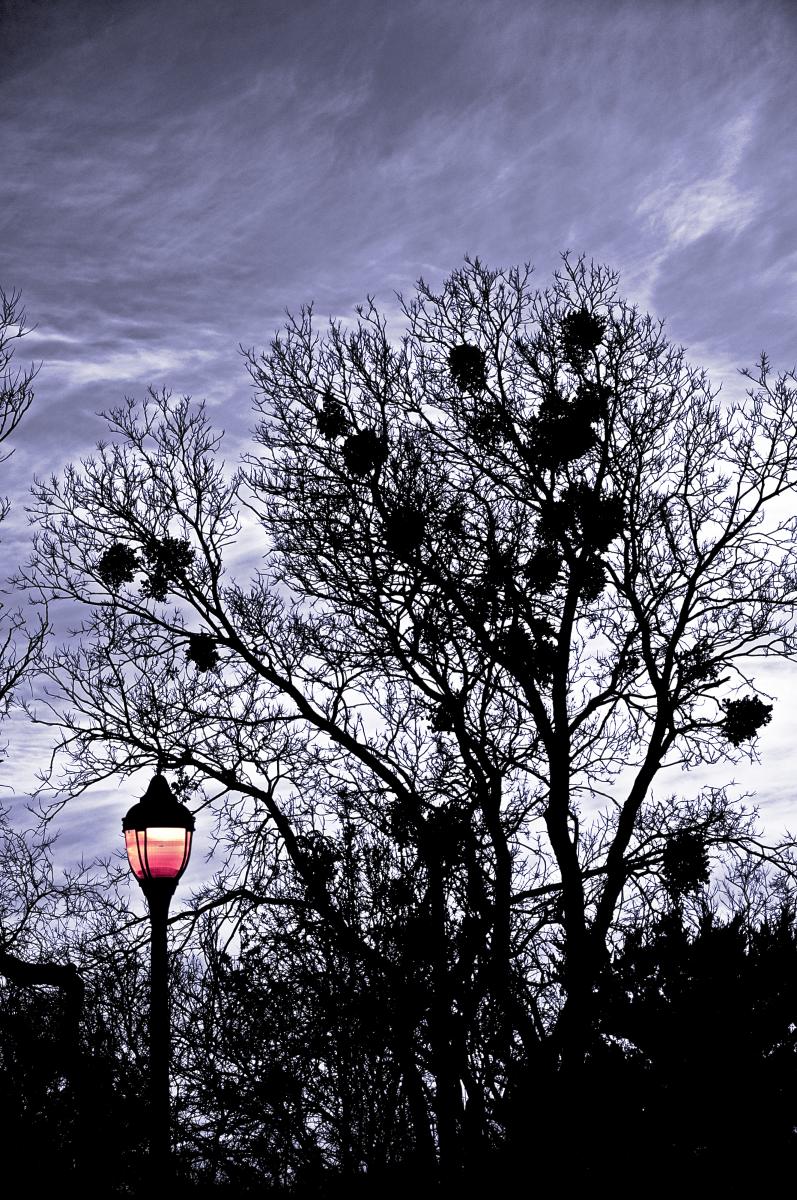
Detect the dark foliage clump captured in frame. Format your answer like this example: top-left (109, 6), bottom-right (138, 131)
top-left (720, 695), bottom-right (773, 746)
top-left (448, 342), bottom-right (487, 392)
top-left (577, 488), bottom-right (624, 552)
top-left (430, 700), bottom-right (457, 733)
top-left (383, 503), bottom-right (427, 561)
top-left (539, 483), bottom-right (623, 554)
top-left (677, 638), bottom-right (721, 686)
top-left (661, 830), bottom-right (710, 898)
top-left (523, 543), bottom-right (561, 592)
top-left (140, 536), bottom-right (195, 602)
top-left (341, 429), bottom-right (388, 477)
top-left (575, 554), bottom-right (607, 601)
top-left (498, 624), bottom-right (535, 670)
top-left (316, 390), bottom-right (348, 441)
top-left (426, 803), bottom-right (469, 863)
top-left (527, 381), bottom-right (611, 469)
top-left (560, 306), bottom-right (606, 367)
top-left (295, 831), bottom-right (341, 890)
top-left (467, 398), bottom-right (505, 444)
top-left (528, 388), bottom-right (599, 468)
top-left (501, 618), bottom-right (558, 684)
top-left (186, 632), bottom-right (220, 673)
top-left (440, 500), bottom-right (466, 538)
top-left (97, 542), bottom-right (140, 592)
top-left (483, 541), bottom-right (516, 594)
top-left (587, 905), bottom-right (797, 1188)
top-left (575, 380), bottom-right (613, 422)
top-left (532, 413), bottom-right (596, 467)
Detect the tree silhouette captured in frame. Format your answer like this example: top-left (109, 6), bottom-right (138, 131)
top-left (20, 254), bottom-right (797, 1180)
top-left (588, 897), bottom-right (797, 1184)
top-left (0, 290), bottom-right (45, 712)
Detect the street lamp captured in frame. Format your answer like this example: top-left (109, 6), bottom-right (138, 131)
top-left (123, 771), bottom-right (195, 1177)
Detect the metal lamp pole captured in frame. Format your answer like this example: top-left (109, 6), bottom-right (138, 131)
top-left (123, 771), bottom-right (195, 1179)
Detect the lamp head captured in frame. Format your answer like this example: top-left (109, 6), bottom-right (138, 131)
top-left (123, 773), bottom-right (195, 887)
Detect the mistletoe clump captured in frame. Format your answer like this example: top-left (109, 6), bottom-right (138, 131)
top-left (315, 390), bottom-right (348, 441)
top-left (448, 342), bottom-right (487, 392)
top-left (528, 387), bottom-right (600, 468)
top-left (440, 500), bottom-right (466, 538)
top-left (539, 483), bottom-right (623, 554)
top-left (662, 830), bottom-right (710, 898)
top-left (560, 306), bottom-right (606, 367)
top-left (523, 543), bottom-right (561, 593)
top-left (499, 624), bottom-right (537, 673)
top-left (501, 618), bottom-right (558, 684)
top-left (425, 804), bottom-right (469, 863)
top-left (483, 540), bottom-right (516, 595)
top-left (97, 542), bottom-right (141, 592)
top-left (430, 700), bottom-right (457, 733)
top-left (466, 398), bottom-right (505, 444)
top-left (295, 830), bottom-right (341, 890)
top-left (141, 536), bottom-right (195, 602)
top-left (527, 382), bottom-right (611, 469)
top-left (186, 632), bottom-right (220, 673)
top-left (720, 695), bottom-right (773, 746)
top-left (575, 554), bottom-right (607, 602)
top-left (383, 503), bottom-right (427, 561)
top-left (575, 379), bottom-right (613, 422)
top-left (578, 488), bottom-right (624, 551)
top-left (677, 639), bottom-right (721, 686)
top-left (341, 428), bottom-right (388, 477)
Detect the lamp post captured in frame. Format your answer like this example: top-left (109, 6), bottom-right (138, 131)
top-left (123, 771), bottom-right (195, 1178)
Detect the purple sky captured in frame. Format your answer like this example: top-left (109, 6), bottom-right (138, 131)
top-left (2, 0), bottom-right (796, 880)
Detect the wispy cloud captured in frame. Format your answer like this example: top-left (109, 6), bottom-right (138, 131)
top-left (636, 112), bottom-right (760, 248)
top-left (43, 346), bottom-right (220, 387)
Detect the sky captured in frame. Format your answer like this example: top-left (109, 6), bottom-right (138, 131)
top-left (1, 0), bottom-right (796, 885)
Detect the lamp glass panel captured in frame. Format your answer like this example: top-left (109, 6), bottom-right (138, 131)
top-left (125, 827), bottom-right (192, 880)
top-left (125, 829), bottom-right (147, 880)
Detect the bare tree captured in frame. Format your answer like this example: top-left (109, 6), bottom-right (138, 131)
top-left (0, 287), bottom-right (56, 976)
top-left (19, 255), bottom-right (797, 1177)
top-left (0, 288), bottom-right (109, 1179)
top-left (0, 290), bottom-right (45, 716)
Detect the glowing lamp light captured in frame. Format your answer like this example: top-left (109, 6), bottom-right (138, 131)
top-left (125, 826), bottom-right (193, 881)
top-left (123, 773), bottom-right (195, 890)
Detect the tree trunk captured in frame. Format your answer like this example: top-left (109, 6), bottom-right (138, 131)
top-left (427, 860), bottom-right (462, 1182)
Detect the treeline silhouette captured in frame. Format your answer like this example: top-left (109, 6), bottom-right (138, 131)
top-left (2, 873), bottom-right (796, 1194)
